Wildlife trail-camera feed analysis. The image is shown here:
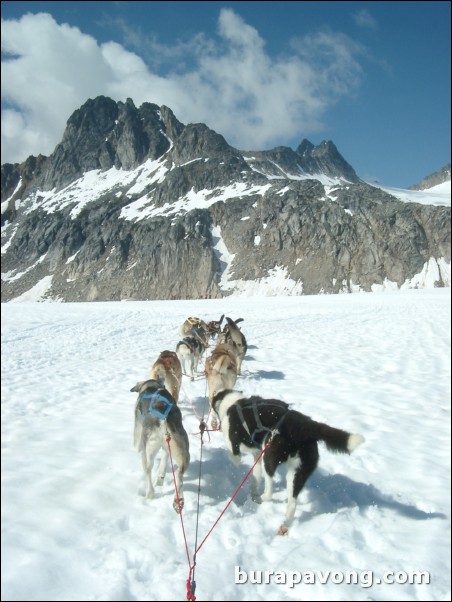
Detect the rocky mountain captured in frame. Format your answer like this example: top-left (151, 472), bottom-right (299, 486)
top-left (1, 96), bottom-right (450, 302)
top-left (409, 163), bottom-right (451, 191)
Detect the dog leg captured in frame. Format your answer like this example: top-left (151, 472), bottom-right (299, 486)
top-left (261, 471), bottom-right (273, 502)
top-left (278, 450), bottom-right (317, 535)
top-left (156, 449), bottom-right (168, 486)
top-left (250, 452), bottom-right (263, 503)
top-left (261, 438), bottom-right (284, 502)
top-left (223, 421), bottom-right (241, 462)
top-left (170, 437), bottom-right (189, 514)
top-left (142, 446), bottom-right (155, 499)
top-left (188, 354), bottom-right (195, 380)
top-left (192, 352), bottom-right (201, 380)
top-left (173, 471), bottom-right (184, 514)
top-left (229, 451), bottom-right (241, 465)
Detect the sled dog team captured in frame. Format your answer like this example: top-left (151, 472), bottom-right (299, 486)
top-left (131, 315), bottom-right (364, 534)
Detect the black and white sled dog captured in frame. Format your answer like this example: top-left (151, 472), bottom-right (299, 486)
top-left (212, 390), bottom-right (365, 534)
top-left (176, 334), bottom-right (208, 380)
top-left (131, 379), bottom-right (190, 512)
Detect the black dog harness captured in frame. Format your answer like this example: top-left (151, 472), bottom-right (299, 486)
top-left (180, 336), bottom-right (206, 354)
top-left (234, 398), bottom-right (290, 446)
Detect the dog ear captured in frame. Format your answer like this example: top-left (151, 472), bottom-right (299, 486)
top-left (130, 381), bottom-right (144, 392)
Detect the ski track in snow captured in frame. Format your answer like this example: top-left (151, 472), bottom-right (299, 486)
top-left (1, 290), bottom-right (450, 601)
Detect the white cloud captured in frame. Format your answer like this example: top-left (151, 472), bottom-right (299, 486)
top-left (353, 8), bottom-right (379, 31)
top-left (1, 9), bottom-right (365, 164)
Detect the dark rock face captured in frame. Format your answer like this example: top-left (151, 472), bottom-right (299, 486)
top-left (1, 96), bottom-right (450, 302)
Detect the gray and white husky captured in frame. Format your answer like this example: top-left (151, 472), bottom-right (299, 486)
top-left (219, 317), bottom-right (247, 375)
top-left (131, 379), bottom-right (190, 512)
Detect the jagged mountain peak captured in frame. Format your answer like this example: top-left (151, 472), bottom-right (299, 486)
top-left (39, 95), bottom-right (173, 191)
top-left (1, 95), bottom-right (450, 303)
top-left (296, 138), bottom-right (315, 156)
top-left (1, 96), bottom-right (361, 201)
top-left (170, 122), bottom-right (238, 164)
top-left (242, 137), bottom-right (359, 183)
top-left (297, 138), bottom-right (359, 183)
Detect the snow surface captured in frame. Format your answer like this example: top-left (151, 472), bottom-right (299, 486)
top-left (1, 288), bottom-right (450, 601)
top-left (377, 180), bottom-right (451, 207)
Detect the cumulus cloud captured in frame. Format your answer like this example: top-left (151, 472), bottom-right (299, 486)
top-left (1, 9), bottom-right (365, 164)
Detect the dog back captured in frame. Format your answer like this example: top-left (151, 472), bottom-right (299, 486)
top-left (179, 317), bottom-right (209, 340)
top-left (176, 336), bottom-right (205, 357)
top-left (150, 351), bottom-right (182, 402)
top-left (225, 395), bottom-right (290, 447)
top-left (214, 392), bottom-right (362, 454)
top-left (206, 343), bottom-right (238, 374)
top-left (205, 344), bottom-right (238, 402)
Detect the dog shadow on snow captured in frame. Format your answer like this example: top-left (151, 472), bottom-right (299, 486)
top-left (183, 450), bottom-right (446, 522)
top-left (183, 447), bottom-right (256, 508)
top-left (301, 471), bottom-right (446, 521)
top-left (242, 368), bottom-right (285, 380)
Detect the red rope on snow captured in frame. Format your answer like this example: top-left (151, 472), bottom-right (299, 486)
top-left (167, 408), bottom-right (272, 600)
top-left (193, 443), bottom-right (270, 557)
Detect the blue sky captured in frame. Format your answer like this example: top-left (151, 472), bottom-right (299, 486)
top-left (1, 1), bottom-right (450, 188)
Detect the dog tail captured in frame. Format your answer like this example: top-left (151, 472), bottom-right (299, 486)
top-left (211, 353), bottom-right (236, 375)
top-left (133, 407), bottom-right (144, 451)
top-left (310, 421), bottom-right (365, 454)
top-left (150, 364), bottom-right (166, 388)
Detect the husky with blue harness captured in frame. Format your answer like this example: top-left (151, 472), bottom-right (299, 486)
top-left (131, 379), bottom-right (190, 512)
top-left (212, 390), bottom-right (364, 534)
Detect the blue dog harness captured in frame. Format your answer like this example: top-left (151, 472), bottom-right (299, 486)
top-left (139, 389), bottom-right (174, 420)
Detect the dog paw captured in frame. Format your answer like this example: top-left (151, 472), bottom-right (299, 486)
top-left (156, 475), bottom-right (165, 486)
top-left (173, 498), bottom-right (184, 513)
top-left (145, 489), bottom-right (155, 499)
top-left (251, 494), bottom-right (262, 504)
top-left (229, 453), bottom-right (241, 465)
top-left (277, 526), bottom-right (289, 536)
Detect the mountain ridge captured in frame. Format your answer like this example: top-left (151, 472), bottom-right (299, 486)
top-left (409, 163), bottom-right (451, 191)
top-left (1, 95), bottom-right (450, 302)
